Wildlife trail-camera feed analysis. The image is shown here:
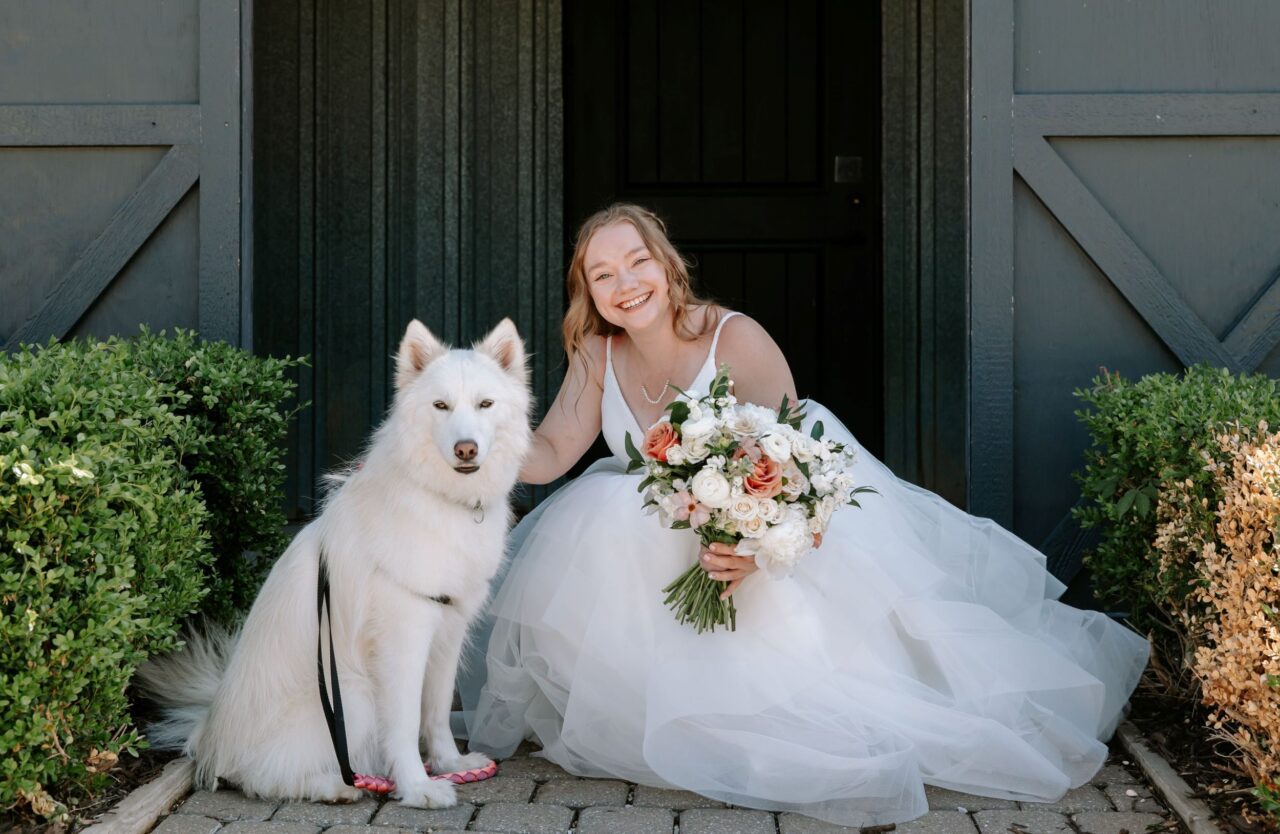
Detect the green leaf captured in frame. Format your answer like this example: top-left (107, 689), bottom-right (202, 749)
top-left (624, 431), bottom-right (643, 464)
top-left (1115, 488), bottom-right (1138, 518)
top-left (810, 420), bottom-right (824, 440)
top-left (666, 400), bottom-right (690, 425)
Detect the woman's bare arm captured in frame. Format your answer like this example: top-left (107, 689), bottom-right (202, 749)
top-left (518, 337), bottom-right (607, 484)
top-left (713, 314), bottom-right (798, 411)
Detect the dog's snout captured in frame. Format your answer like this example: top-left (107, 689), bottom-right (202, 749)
top-left (454, 440), bottom-right (479, 462)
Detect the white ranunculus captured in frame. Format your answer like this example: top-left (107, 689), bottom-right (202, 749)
top-left (758, 432), bottom-right (792, 463)
top-left (690, 468), bottom-right (732, 509)
top-left (680, 412), bottom-right (717, 443)
top-left (722, 403), bottom-right (778, 439)
top-left (726, 494), bottom-right (759, 522)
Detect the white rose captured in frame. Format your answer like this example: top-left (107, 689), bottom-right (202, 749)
top-left (690, 468), bottom-right (732, 509)
top-left (790, 438), bottom-right (817, 463)
top-left (738, 516), bottom-right (768, 538)
top-left (682, 433), bottom-right (711, 463)
top-left (756, 497), bottom-right (782, 523)
top-left (758, 432), bottom-right (792, 463)
top-left (780, 462), bottom-right (809, 500)
top-left (727, 495), bottom-right (760, 522)
top-left (665, 446), bottom-right (686, 466)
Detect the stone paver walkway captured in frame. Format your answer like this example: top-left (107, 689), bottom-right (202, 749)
top-left (151, 743), bottom-right (1187, 834)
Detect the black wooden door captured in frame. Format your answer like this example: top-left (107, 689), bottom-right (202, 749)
top-left (566, 0), bottom-right (882, 456)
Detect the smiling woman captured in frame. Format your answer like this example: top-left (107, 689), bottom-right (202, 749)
top-left (457, 203), bottom-right (1149, 829)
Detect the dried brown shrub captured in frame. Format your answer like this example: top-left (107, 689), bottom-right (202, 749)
top-left (1155, 423), bottom-right (1280, 804)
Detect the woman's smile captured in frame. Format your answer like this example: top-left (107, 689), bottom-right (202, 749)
top-left (618, 291), bottom-right (653, 312)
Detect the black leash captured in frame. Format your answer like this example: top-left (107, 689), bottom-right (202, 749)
top-left (317, 548), bottom-right (356, 786)
top-left (316, 545), bottom-right (455, 787)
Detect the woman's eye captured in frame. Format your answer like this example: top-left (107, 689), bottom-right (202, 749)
top-left (634, 256), bottom-right (649, 266)
top-left (433, 401), bottom-right (449, 410)
top-left (593, 273), bottom-right (611, 282)
top-left (479, 400), bottom-right (494, 409)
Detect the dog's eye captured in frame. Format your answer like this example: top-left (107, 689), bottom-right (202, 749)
top-left (479, 399), bottom-right (494, 409)
top-left (433, 401), bottom-right (449, 410)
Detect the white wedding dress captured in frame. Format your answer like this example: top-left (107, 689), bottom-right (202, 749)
top-left (456, 312), bottom-right (1149, 827)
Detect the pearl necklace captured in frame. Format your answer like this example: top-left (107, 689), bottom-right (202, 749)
top-left (640, 381), bottom-right (670, 404)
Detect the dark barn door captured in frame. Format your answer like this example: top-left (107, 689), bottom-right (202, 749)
top-left (970, 1), bottom-right (1280, 593)
top-left (566, 0), bottom-right (883, 456)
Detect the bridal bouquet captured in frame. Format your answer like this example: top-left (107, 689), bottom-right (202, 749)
top-left (624, 365), bottom-right (874, 633)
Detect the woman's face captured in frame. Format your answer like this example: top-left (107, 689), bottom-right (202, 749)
top-left (582, 220), bottom-right (671, 333)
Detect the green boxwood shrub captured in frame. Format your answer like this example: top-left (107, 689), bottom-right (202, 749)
top-left (131, 331), bottom-right (305, 621)
top-left (1073, 364), bottom-right (1280, 641)
top-left (0, 331), bottom-right (304, 820)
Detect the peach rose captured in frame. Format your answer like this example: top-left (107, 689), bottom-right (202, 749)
top-left (744, 455), bottom-right (783, 499)
top-left (643, 421), bottom-right (679, 462)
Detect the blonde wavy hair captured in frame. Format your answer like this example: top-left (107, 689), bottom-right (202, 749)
top-left (562, 203), bottom-right (720, 377)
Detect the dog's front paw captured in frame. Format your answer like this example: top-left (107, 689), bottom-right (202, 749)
top-left (430, 750), bottom-right (493, 775)
top-left (394, 776), bottom-right (457, 809)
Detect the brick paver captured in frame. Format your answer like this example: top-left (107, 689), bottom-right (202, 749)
top-left (679, 807), bottom-right (777, 834)
top-left (176, 791), bottom-right (278, 821)
top-left (145, 743), bottom-right (1187, 834)
top-left (531, 777), bottom-right (628, 808)
top-left (219, 822), bottom-right (319, 834)
top-left (925, 785), bottom-right (1018, 811)
top-left (471, 801), bottom-right (574, 834)
top-left (974, 809), bottom-right (1073, 834)
top-left (1073, 811), bottom-right (1170, 834)
top-left (152, 815), bottom-right (223, 834)
top-left (1020, 783), bottom-right (1114, 813)
top-left (577, 806), bottom-right (675, 834)
top-left (271, 798), bottom-right (379, 826)
top-left (631, 785), bottom-right (726, 809)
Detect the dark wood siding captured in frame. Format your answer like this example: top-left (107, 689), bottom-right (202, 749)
top-left (254, 0), bottom-right (563, 517)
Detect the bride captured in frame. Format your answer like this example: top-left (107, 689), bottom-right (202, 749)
top-left (456, 203), bottom-right (1149, 827)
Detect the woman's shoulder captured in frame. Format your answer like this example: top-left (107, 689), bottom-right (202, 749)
top-left (711, 309), bottom-right (776, 352)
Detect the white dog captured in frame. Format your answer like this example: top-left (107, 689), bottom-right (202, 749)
top-left (137, 319), bottom-right (532, 808)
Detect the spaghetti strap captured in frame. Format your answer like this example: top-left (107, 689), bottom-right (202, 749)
top-left (709, 311), bottom-right (741, 355)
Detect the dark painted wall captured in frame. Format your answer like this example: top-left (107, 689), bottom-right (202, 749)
top-left (253, 0), bottom-right (562, 517)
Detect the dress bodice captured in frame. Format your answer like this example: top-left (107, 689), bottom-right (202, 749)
top-left (601, 311), bottom-right (741, 461)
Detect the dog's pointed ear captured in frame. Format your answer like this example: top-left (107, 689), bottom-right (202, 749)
top-left (477, 318), bottom-right (526, 378)
top-left (396, 319), bottom-right (445, 390)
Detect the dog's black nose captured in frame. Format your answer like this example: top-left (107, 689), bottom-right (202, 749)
top-left (454, 440), bottom-right (478, 462)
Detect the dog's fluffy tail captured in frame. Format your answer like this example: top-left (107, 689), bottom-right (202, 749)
top-left (134, 622), bottom-right (239, 752)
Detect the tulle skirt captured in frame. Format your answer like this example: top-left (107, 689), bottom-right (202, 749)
top-left (456, 402), bottom-right (1149, 827)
